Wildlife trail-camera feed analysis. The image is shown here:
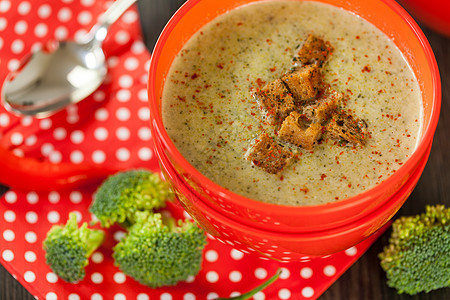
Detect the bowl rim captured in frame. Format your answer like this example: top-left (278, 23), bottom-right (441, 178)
top-left (148, 0), bottom-right (441, 214)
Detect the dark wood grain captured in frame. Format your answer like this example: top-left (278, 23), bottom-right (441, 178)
top-left (1, 1), bottom-right (449, 299)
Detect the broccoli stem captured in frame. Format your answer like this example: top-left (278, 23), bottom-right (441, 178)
top-left (216, 268), bottom-right (282, 300)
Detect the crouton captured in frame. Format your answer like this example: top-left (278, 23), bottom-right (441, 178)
top-left (281, 64), bottom-right (322, 103)
top-left (246, 134), bottom-right (293, 174)
top-left (254, 79), bottom-right (296, 123)
top-left (327, 112), bottom-right (369, 145)
top-left (302, 91), bottom-right (342, 124)
top-left (278, 111), bottom-right (323, 150)
top-left (294, 34), bottom-right (334, 66)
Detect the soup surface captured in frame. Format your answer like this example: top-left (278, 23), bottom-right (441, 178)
top-left (162, 1), bottom-right (423, 206)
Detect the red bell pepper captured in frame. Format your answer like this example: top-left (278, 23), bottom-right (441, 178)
top-left (0, 145), bottom-right (118, 191)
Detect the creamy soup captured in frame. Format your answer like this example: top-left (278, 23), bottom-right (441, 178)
top-left (162, 1), bottom-right (423, 206)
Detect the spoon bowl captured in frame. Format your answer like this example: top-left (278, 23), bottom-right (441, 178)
top-left (1, 0), bottom-right (137, 118)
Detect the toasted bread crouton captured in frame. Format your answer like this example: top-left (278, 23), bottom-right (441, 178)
top-left (327, 112), bottom-right (369, 145)
top-left (246, 134), bottom-right (293, 174)
top-left (278, 111), bottom-right (323, 150)
top-left (281, 64), bottom-right (322, 103)
top-left (254, 79), bottom-right (296, 123)
top-left (294, 34), bottom-right (334, 66)
top-left (302, 91), bottom-right (342, 124)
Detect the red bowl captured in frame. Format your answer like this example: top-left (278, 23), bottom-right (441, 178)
top-left (148, 1), bottom-right (440, 235)
top-left (156, 134), bottom-right (431, 258)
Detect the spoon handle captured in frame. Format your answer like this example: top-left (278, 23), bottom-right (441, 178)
top-left (87, 0), bottom-right (139, 45)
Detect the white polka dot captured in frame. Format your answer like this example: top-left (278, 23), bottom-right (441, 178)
top-left (116, 127), bottom-right (130, 141)
top-left (58, 7), bottom-right (72, 22)
top-left (91, 252), bottom-right (104, 264)
top-left (92, 150), bottom-right (106, 164)
top-left (229, 270), bottom-right (242, 282)
top-left (95, 108), bottom-right (109, 121)
top-left (0, 0), bottom-right (11, 13)
top-left (46, 272), bottom-right (58, 283)
top-left (138, 147), bottom-right (152, 161)
top-left (205, 250), bottom-right (218, 262)
top-left (55, 26), bottom-right (69, 40)
top-left (123, 10), bottom-right (138, 24)
top-left (345, 246), bottom-right (358, 256)
top-left (0, 113), bottom-right (9, 126)
top-left (301, 287), bottom-right (315, 298)
top-left (70, 150), bottom-right (84, 164)
top-left (124, 57), bottom-right (139, 71)
top-left (46, 292), bottom-right (57, 300)
top-left (48, 191), bottom-right (60, 204)
top-left (11, 39), bottom-right (24, 54)
top-left (116, 107), bottom-right (130, 121)
top-left (34, 23), bottom-right (48, 38)
top-left (17, 1), bottom-right (31, 15)
top-left (25, 211), bottom-right (38, 224)
top-left (5, 191), bottom-right (17, 203)
top-left (93, 90), bottom-right (105, 102)
top-left (69, 294), bottom-right (80, 300)
top-left (300, 267), bottom-right (313, 279)
top-left (160, 293), bottom-right (172, 300)
top-left (91, 272), bottom-right (103, 284)
top-left (14, 20), bottom-right (28, 35)
top-left (107, 56), bottom-right (119, 68)
top-left (206, 271), bottom-right (219, 283)
top-left (77, 11), bottom-right (92, 25)
top-left (138, 107), bottom-right (150, 121)
top-left (8, 59), bottom-right (20, 72)
top-left (230, 249), bottom-right (244, 260)
top-left (119, 75), bottom-right (133, 88)
top-left (113, 272), bottom-right (126, 284)
top-left (183, 293), bottom-right (195, 300)
top-left (94, 127), bottom-right (108, 141)
top-left (0, 17), bottom-right (6, 31)
top-left (4, 210), bottom-right (15, 223)
top-left (70, 191), bottom-right (82, 204)
top-left (53, 127), bottom-right (67, 140)
top-left (25, 135), bottom-right (37, 146)
top-left (2, 249), bottom-right (14, 261)
top-left (137, 294), bottom-right (149, 300)
top-left (115, 30), bottom-right (130, 45)
top-left (138, 127), bottom-right (152, 141)
top-left (116, 148), bottom-right (130, 161)
top-left (131, 40), bottom-right (146, 54)
top-left (12, 149), bottom-right (24, 157)
top-left (113, 230), bottom-right (127, 242)
top-left (24, 251), bottom-right (37, 262)
top-left (38, 4), bottom-right (52, 18)
top-left (324, 265), bottom-right (337, 277)
top-left (280, 268), bottom-right (290, 279)
top-left (3, 229), bottom-right (15, 241)
top-left (24, 271), bottom-right (36, 283)
top-left (41, 143), bottom-right (54, 156)
top-left (40, 118), bottom-right (52, 130)
top-left (114, 294), bottom-right (126, 300)
top-left (138, 89), bottom-right (148, 102)
top-left (47, 211), bottom-right (60, 223)
top-left (279, 288), bottom-right (291, 300)
top-left (25, 231), bottom-right (37, 243)
top-left (26, 192), bottom-right (38, 204)
top-left (70, 130), bottom-right (85, 144)
top-left (116, 89), bottom-right (131, 102)
top-left (49, 150), bottom-right (62, 163)
top-left (91, 293), bottom-right (103, 300)
top-left (21, 116), bottom-right (33, 126)
top-left (10, 132), bottom-right (23, 145)
top-left (254, 268), bottom-right (267, 280)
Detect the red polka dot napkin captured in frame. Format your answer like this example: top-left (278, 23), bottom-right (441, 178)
top-left (0, 1), bottom-right (388, 299)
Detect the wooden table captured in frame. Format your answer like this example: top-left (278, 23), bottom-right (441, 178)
top-left (1, 1), bottom-right (449, 299)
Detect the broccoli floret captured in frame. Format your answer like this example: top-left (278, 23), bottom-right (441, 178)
top-left (112, 211), bottom-right (207, 288)
top-left (379, 205), bottom-right (450, 295)
top-left (90, 169), bottom-right (174, 227)
top-left (43, 213), bottom-right (105, 283)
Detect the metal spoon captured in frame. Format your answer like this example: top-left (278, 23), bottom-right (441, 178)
top-left (1, 0), bottom-right (138, 118)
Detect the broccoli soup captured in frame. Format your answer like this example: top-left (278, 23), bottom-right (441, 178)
top-left (162, 1), bottom-right (423, 206)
